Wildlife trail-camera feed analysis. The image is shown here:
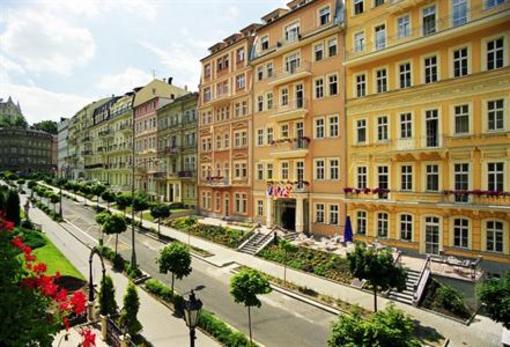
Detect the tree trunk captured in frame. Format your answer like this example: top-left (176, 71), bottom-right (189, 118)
top-left (248, 306), bottom-right (252, 344)
top-left (373, 287), bottom-right (378, 312)
top-left (115, 233), bottom-right (119, 255)
top-left (140, 211), bottom-right (143, 228)
top-left (171, 273), bottom-right (175, 293)
top-left (284, 264), bottom-right (287, 284)
top-left (158, 221), bottom-right (161, 237)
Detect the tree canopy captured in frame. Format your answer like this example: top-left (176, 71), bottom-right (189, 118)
top-left (477, 271), bottom-right (510, 329)
top-left (157, 242), bottom-right (192, 292)
top-left (230, 268), bottom-right (271, 308)
top-left (32, 120), bottom-right (58, 135)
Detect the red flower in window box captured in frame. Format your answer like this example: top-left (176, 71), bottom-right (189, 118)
top-left (363, 188), bottom-right (371, 194)
top-left (343, 187), bottom-right (353, 193)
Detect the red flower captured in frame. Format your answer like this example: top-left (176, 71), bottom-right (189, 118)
top-left (33, 263), bottom-right (47, 274)
top-left (80, 327), bottom-right (96, 347)
top-left (11, 236), bottom-right (25, 249)
top-left (3, 220), bottom-right (15, 231)
top-left (63, 317), bottom-right (70, 331)
top-left (71, 291), bottom-right (87, 315)
top-left (20, 277), bottom-right (37, 289)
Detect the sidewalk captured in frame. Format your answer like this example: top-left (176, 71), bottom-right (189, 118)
top-left (40, 184), bottom-right (504, 347)
top-left (23, 193), bottom-right (219, 347)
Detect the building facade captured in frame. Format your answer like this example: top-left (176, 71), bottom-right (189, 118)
top-left (197, 24), bottom-right (260, 220)
top-left (133, 79), bottom-right (189, 199)
top-left (251, 0), bottom-right (346, 235)
top-left (57, 118), bottom-right (71, 178)
top-left (156, 92), bottom-right (199, 207)
top-left (344, 0), bottom-right (510, 265)
top-left (0, 127), bottom-right (54, 173)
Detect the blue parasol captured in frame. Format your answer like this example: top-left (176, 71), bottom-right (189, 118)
top-left (344, 216), bottom-right (353, 243)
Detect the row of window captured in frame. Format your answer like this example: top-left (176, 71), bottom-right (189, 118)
top-left (200, 100), bottom-right (249, 125)
top-left (354, 161), bottom-right (506, 195)
top-left (201, 191), bottom-right (248, 214)
top-left (201, 130), bottom-right (248, 152)
top-left (354, 36), bottom-right (506, 97)
top-left (353, 98), bottom-right (506, 145)
top-left (158, 132), bottom-right (196, 149)
top-left (354, 210), bottom-right (507, 253)
top-left (204, 46), bottom-right (246, 79)
top-left (200, 161), bottom-right (248, 180)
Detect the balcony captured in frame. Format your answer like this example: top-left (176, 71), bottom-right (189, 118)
top-left (269, 98), bottom-right (308, 122)
top-left (208, 90), bottom-right (232, 105)
top-left (204, 176), bottom-right (230, 187)
top-left (387, 0), bottom-right (427, 13)
top-left (178, 170), bottom-right (195, 179)
top-left (99, 129), bottom-right (114, 138)
top-left (162, 146), bottom-right (180, 155)
top-left (388, 135), bottom-right (447, 159)
top-left (120, 124), bottom-right (133, 134)
top-left (268, 61), bottom-right (311, 86)
top-left (270, 137), bottom-right (310, 159)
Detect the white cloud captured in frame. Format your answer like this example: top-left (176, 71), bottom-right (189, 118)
top-left (0, 8), bottom-right (95, 76)
top-left (97, 67), bottom-right (152, 95)
top-left (139, 41), bottom-right (204, 91)
top-left (2, 82), bottom-right (93, 124)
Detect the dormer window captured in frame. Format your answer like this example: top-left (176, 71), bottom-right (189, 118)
top-left (261, 36), bottom-right (269, 50)
top-left (319, 7), bottom-right (330, 25)
top-left (236, 48), bottom-right (245, 64)
top-left (354, 0), bottom-right (364, 15)
top-left (285, 23), bottom-right (300, 43)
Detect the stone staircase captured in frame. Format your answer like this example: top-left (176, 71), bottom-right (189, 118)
top-left (281, 231), bottom-right (298, 241)
top-left (386, 268), bottom-right (421, 305)
top-left (237, 232), bottom-right (274, 255)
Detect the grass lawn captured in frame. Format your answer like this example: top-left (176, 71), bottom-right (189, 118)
top-left (33, 234), bottom-right (84, 280)
top-left (169, 208), bottom-right (189, 214)
top-left (142, 211), bottom-right (154, 222)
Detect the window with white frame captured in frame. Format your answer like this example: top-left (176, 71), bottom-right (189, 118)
top-left (424, 56), bottom-right (438, 83)
top-left (377, 116), bottom-right (388, 141)
top-left (257, 200), bottom-right (264, 217)
top-left (236, 74), bottom-right (245, 90)
top-left (454, 104), bottom-right (470, 135)
top-left (357, 119), bottom-right (367, 143)
top-left (285, 52), bottom-right (301, 73)
top-left (400, 113), bottom-right (412, 138)
top-left (257, 96), bottom-right (264, 112)
top-left (453, 47), bottom-right (468, 77)
top-left (296, 161), bottom-right (304, 185)
top-left (376, 68), bottom-right (387, 93)
top-left (319, 6), bottom-right (330, 25)
top-left (285, 22), bottom-right (300, 43)
top-left (224, 133), bottom-right (229, 148)
top-left (328, 115), bottom-right (339, 137)
top-left (488, 162), bottom-right (504, 191)
top-left (315, 43), bottom-right (324, 61)
top-left (354, 32), bottom-right (365, 52)
top-left (375, 0), bottom-right (385, 6)
top-left (377, 212), bottom-right (388, 237)
top-left (486, 0), bottom-right (505, 9)
top-left (281, 162), bottom-right (289, 180)
top-left (356, 74), bottom-right (366, 97)
top-left (315, 118), bottom-right (325, 138)
top-left (401, 165), bottom-right (413, 191)
top-left (452, 0), bottom-right (468, 26)
top-left (375, 24), bottom-right (386, 50)
top-left (328, 74), bottom-right (339, 96)
top-left (267, 63), bottom-right (273, 78)
top-left (454, 163), bottom-right (470, 202)
top-left (257, 163), bottom-right (264, 180)
top-left (315, 78), bottom-right (324, 98)
top-left (315, 160), bottom-right (325, 180)
top-left (328, 38), bottom-right (338, 56)
top-left (487, 99), bottom-right (504, 131)
top-left (397, 14), bottom-right (410, 39)
top-left (399, 62), bottom-right (411, 88)
top-left (257, 66), bottom-right (264, 81)
top-left (257, 129), bottom-right (264, 146)
top-left (329, 159), bottom-right (339, 180)
top-left (378, 166), bottom-right (389, 199)
top-left (266, 163), bottom-right (273, 180)
top-left (234, 132), bottom-right (241, 148)
top-left (357, 211), bottom-right (366, 234)
top-left (357, 166), bottom-right (367, 189)
top-left (316, 204), bottom-right (325, 223)
top-left (426, 164), bottom-right (439, 191)
top-left (486, 220), bottom-right (504, 252)
top-left (281, 124), bottom-right (289, 138)
top-left (487, 37), bottom-right (504, 70)
top-left (267, 93), bottom-right (273, 110)
top-left (453, 218), bottom-right (469, 248)
top-left (281, 88), bottom-right (289, 106)
top-left (422, 5), bottom-right (436, 36)
top-left (400, 214), bottom-right (413, 241)
top-left (354, 0), bottom-right (364, 15)
top-left (266, 127), bottom-right (274, 144)
top-left (234, 193), bottom-right (247, 214)
top-left (329, 205), bottom-right (339, 225)
top-left (261, 36), bottom-right (269, 50)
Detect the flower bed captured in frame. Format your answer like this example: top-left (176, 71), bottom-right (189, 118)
top-left (258, 240), bottom-right (353, 284)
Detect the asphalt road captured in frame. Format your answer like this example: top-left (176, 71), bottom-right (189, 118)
top-left (60, 197), bottom-right (335, 347)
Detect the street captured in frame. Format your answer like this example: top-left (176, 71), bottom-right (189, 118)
top-left (59, 196), bottom-right (335, 347)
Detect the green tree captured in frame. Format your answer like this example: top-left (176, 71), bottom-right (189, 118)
top-left (347, 243), bottom-right (407, 312)
top-left (157, 242), bottom-right (192, 292)
top-left (27, 180), bottom-right (37, 198)
top-left (132, 194), bottom-right (149, 228)
top-left (150, 203), bottom-right (171, 236)
top-left (477, 271), bottom-right (510, 328)
top-left (101, 190), bottom-right (116, 211)
top-left (103, 214), bottom-right (127, 255)
top-left (95, 211), bottom-right (111, 243)
top-left (5, 189), bottom-right (20, 226)
top-left (99, 275), bottom-right (118, 316)
top-left (49, 193), bottom-right (60, 214)
top-left (91, 184), bottom-right (106, 208)
top-left (119, 282), bottom-right (142, 336)
top-left (32, 120), bottom-right (58, 134)
top-left (115, 193), bottom-right (131, 216)
top-left (230, 269), bottom-right (272, 344)
top-left (328, 304), bottom-right (420, 347)
top-left (279, 238), bottom-right (296, 283)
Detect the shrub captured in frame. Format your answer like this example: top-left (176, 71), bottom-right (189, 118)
top-left (99, 276), bottom-right (118, 316)
top-left (433, 284), bottom-right (470, 319)
top-left (112, 254), bottom-right (125, 272)
top-left (16, 229), bottom-right (46, 249)
top-left (5, 189), bottom-right (20, 226)
top-left (168, 202), bottom-right (185, 209)
top-left (198, 310), bottom-right (256, 347)
top-left (20, 219), bottom-right (33, 230)
top-left (145, 279), bottom-right (174, 303)
top-left (119, 283), bottom-right (142, 336)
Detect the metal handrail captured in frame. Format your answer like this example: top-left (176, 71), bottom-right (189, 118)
top-left (413, 255), bottom-right (431, 305)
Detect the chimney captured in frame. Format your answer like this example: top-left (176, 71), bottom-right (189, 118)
top-left (168, 77), bottom-right (173, 85)
top-left (184, 85), bottom-right (188, 91)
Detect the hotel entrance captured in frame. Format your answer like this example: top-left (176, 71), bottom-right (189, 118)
top-left (275, 199), bottom-right (296, 231)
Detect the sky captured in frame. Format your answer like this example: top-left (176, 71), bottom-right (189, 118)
top-left (0, 0), bottom-right (288, 124)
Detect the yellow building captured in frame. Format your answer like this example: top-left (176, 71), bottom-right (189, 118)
top-left (344, 0), bottom-right (510, 265)
top-left (251, 0), bottom-right (346, 236)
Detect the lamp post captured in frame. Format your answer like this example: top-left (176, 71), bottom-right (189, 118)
top-left (183, 290), bottom-right (203, 347)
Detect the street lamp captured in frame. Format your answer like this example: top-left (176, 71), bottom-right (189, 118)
top-left (183, 290), bottom-right (203, 347)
